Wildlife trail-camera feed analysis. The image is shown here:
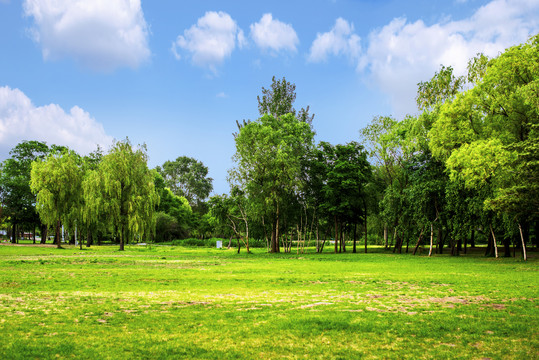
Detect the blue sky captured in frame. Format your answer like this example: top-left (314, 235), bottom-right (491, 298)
top-left (1, 0), bottom-right (538, 195)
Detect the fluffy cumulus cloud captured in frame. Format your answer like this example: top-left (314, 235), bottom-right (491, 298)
top-left (23, 0), bottom-right (150, 71)
top-left (308, 18), bottom-right (361, 62)
top-left (359, 0), bottom-right (539, 116)
top-left (172, 11), bottom-right (245, 72)
top-left (0, 86), bottom-right (114, 157)
top-left (250, 13), bottom-right (299, 54)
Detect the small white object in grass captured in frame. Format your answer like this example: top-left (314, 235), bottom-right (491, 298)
top-left (216, 241), bottom-right (222, 249)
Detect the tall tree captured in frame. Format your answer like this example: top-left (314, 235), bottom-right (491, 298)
top-left (0, 141), bottom-right (49, 243)
top-left (157, 156), bottom-right (213, 212)
top-left (30, 149), bottom-right (83, 248)
top-left (257, 76), bottom-right (314, 124)
top-left (84, 140), bottom-right (159, 251)
top-left (232, 113), bottom-right (315, 252)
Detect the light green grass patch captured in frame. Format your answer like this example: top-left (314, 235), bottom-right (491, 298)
top-left (0, 245), bottom-right (537, 359)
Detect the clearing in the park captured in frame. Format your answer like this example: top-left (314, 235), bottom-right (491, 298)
top-left (0, 245), bottom-right (537, 359)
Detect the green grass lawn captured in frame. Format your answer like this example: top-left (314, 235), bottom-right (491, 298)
top-left (0, 244), bottom-right (537, 359)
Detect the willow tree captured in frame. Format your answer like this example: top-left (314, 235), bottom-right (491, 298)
top-left (84, 140), bottom-right (159, 250)
top-left (30, 150), bottom-right (83, 248)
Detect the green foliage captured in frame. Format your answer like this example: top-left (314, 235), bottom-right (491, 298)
top-left (232, 112), bottom-right (315, 251)
top-left (429, 34), bottom-right (539, 223)
top-left (0, 141), bottom-right (50, 237)
top-left (30, 149), bottom-right (84, 246)
top-left (157, 156), bottom-right (213, 212)
top-left (257, 75), bottom-right (314, 123)
top-left (83, 140), bottom-right (159, 250)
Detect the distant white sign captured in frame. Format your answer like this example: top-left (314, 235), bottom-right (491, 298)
top-left (216, 240), bottom-right (222, 249)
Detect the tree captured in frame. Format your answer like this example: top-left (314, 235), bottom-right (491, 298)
top-left (154, 172), bottom-right (192, 241)
top-left (428, 34), bottom-right (539, 259)
top-left (0, 141), bottom-right (49, 243)
top-left (257, 76), bottom-right (314, 123)
top-left (317, 141), bottom-right (371, 253)
top-left (157, 156), bottom-right (213, 213)
top-left (30, 149), bottom-right (83, 248)
top-left (232, 113), bottom-right (315, 252)
top-left (83, 140), bottom-right (159, 251)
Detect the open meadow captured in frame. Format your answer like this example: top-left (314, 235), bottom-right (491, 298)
top-left (0, 244), bottom-right (537, 359)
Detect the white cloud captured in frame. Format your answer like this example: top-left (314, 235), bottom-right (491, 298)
top-left (308, 18), bottom-right (361, 62)
top-left (359, 0), bottom-right (539, 116)
top-left (216, 92), bottom-right (227, 98)
top-left (23, 0), bottom-right (150, 72)
top-left (250, 13), bottom-right (299, 54)
top-left (0, 86), bottom-right (113, 157)
top-left (172, 11), bottom-right (244, 73)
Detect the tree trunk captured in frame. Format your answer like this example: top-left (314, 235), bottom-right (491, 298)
top-left (428, 223), bottom-right (434, 257)
top-left (11, 223), bottom-right (17, 244)
top-left (489, 225), bottom-right (498, 258)
top-left (237, 237), bottom-right (241, 253)
top-left (413, 227), bottom-right (425, 255)
top-left (470, 229), bottom-right (475, 248)
top-left (33, 225), bottom-right (36, 244)
top-left (518, 223), bottom-right (527, 261)
top-left (119, 226), bottom-right (125, 251)
top-left (364, 215), bottom-right (368, 254)
top-left (353, 223), bottom-right (357, 253)
top-left (341, 227), bottom-right (345, 253)
top-left (384, 226), bottom-right (388, 249)
top-left (86, 230), bottom-right (92, 247)
top-left (334, 216), bottom-right (338, 254)
top-left (55, 220), bottom-right (61, 249)
top-left (40, 225), bottom-right (47, 244)
top-left (437, 227), bottom-right (443, 254)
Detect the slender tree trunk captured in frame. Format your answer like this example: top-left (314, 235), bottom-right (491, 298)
top-left (413, 227), bottom-right (425, 255)
top-left (470, 229), bottom-right (475, 248)
top-left (364, 214), bottom-right (368, 254)
top-left (262, 217), bottom-right (269, 252)
top-left (316, 220), bottom-right (320, 253)
top-left (119, 226), bottom-right (125, 251)
top-left (463, 234), bottom-right (467, 254)
top-left (334, 216), bottom-right (338, 254)
top-left (55, 220), bottom-right (61, 249)
top-left (384, 226), bottom-right (388, 249)
top-left (341, 226), bottom-right (346, 252)
top-left (489, 225), bottom-right (498, 258)
top-left (353, 223), bottom-right (357, 253)
top-left (437, 227), bottom-right (443, 254)
top-left (428, 223), bottom-right (434, 257)
top-left (228, 235), bottom-right (232, 249)
top-left (390, 227), bottom-right (396, 249)
top-left (237, 237), bottom-right (241, 253)
top-left (518, 223), bottom-right (527, 261)
top-left (33, 225), bottom-right (36, 244)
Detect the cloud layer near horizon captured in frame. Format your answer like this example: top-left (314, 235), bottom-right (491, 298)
top-left (0, 86), bottom-right (114, 156)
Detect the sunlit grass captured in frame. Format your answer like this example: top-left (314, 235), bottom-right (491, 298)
top-left (0, 245), bottom-right (537, 359)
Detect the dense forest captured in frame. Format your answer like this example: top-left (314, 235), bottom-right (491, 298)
top-left (1, 35), bottom-right (537, 259)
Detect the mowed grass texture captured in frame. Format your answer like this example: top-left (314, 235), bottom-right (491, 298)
top-left (0, 245), bottom-right (537, 359)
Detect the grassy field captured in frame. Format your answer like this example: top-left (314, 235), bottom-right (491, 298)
top-left (0, 244), bottom-right (537, 359)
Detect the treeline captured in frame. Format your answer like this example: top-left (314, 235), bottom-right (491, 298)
top-left (0, 140), bottom-right (215, 249)
top-left (210, 35), bottom-right (539, 258)
top-left (0, 35), bottom-right (537, 257)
